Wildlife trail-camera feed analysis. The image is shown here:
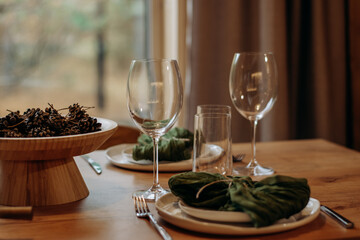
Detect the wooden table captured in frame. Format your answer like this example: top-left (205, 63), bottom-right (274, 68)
top-left (0, 139), bottom-right (359, 240)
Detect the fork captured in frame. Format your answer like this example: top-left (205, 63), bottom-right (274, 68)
top-left (134, 196), bottom-right (172, 240)
top-left (233, 153), bottom-right (245, 162)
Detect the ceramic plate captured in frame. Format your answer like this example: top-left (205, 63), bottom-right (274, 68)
top-left (105, 144), bottom-right (222, 172)
top-left (178, 201), bottom-right (252, 223)
top-left (155, 193), bottom-right (320, 235)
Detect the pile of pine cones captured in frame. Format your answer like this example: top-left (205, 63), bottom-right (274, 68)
top-left (0, 103), bottom-right (102, 138)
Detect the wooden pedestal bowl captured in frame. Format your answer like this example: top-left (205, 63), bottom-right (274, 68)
top-left (0, 118), bottom-right (118, 206)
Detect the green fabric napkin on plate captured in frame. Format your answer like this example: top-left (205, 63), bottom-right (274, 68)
top-left (168, 172), bottom-right (310, 227)
top-left (132, 127), bottom-right (194, 162)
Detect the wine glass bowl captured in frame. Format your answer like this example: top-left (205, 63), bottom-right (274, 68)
top-left (229, 52), bottom-right (278, 176)
top-left (127, 59), bottom-right (183, 201)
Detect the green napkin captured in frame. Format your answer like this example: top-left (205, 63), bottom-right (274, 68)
top-left (168, 172), bottom-right (310, 227)
top-left (132, 127), bottom-right (194, 162)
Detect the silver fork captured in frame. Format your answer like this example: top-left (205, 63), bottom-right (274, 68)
top-left (233, 153), bottom-right (245, 162)
top-left (134, 196), bottom-right (172, 240)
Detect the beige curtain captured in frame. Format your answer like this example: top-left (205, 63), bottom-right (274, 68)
top-left (186, 0), bottom-right (351, 148)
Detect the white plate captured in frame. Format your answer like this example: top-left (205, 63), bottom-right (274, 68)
top-left (178, 201), bottom-right (252, 223)
top-left (155, 193), bottom-right (320, 236)
top-left (105, 144), bottom-right (222, 172)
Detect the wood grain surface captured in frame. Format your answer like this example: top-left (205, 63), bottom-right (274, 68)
top-left (0, 118), bottom-right (118, 206)
top-left (0, 139), bottom-right (359, 240)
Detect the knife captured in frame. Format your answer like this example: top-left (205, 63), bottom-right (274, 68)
top-left (0, 206), bottom-right (33, 220)
top-left (320, 205), bottom-right (354, 229)
top-left (81, 155), bottom-right (102, 175)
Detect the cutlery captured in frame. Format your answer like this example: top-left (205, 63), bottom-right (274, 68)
top-left (81, 155), bottom-right (102, 175)
top-left (320, 205), bottom-right (354, 229)
top-left (0, 206), bottom-right (33, 220)
top-left (233, 154), bottom-right (245, 162)
top-left (134, 196), bottom-right (172, 240)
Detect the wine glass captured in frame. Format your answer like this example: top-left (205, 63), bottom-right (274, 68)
top-left (229, 52), bottom-right (278, 176)
top-left (127, 59), bottom-right (183, 201)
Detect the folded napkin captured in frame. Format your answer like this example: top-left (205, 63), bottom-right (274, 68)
top-left (168, 172), bottom-right (310, 227)
top-left (132, 127), bottom-right (194, 162)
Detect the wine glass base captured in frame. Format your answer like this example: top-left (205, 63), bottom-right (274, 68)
top-left (233, 165), bottom-right (274, 176)
top-left (132, 187), bottom-right (169, 202)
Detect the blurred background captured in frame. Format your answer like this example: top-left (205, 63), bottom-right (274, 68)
top-left (0, 0), bottom-right (147, 123)
top-left (0, 0), bottom-right (359, 150)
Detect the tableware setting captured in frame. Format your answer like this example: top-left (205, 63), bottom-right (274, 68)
top-left (193, 112), bottom-right (232, 175)
top-left (134, 196), bottom-right (173, 240)
top-left (156, 192), bottom-right (320, 236)
top-left (194, 105), bottom-right (233, 175)
top-left (229, 52), bottom-right (278, 176)
top-left (0, 206), bottom-right (33, 220)
top-left (196, 104), bottom-right (232, 115)
top-left (147, 53), bottom-right (338, 237)
top-left (178, 200), bottom-right (252, 223)
top-left (154, 171), bottom-right (321, 236)
top-left (105, 143), bottom-right (222, 172)
top-left (131, 54), bottom-right (355, 238)
top-left (81, 154), bottom-right (102, 174)
top-left (320, 205), bottom-right (354, 229)
top-left (127, 58), bottom-right (183, 201)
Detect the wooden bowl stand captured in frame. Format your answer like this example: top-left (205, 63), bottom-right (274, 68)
top-left (0, 118), bottom-right (117, 207)
top-left (0, 157), bottom-right (89, 206)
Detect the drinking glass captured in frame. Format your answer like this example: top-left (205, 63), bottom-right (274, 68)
top-left (127, 59), bottom-right (183, 200)
top-left (229, 52), bottom-right (278, 176)
top-left (193, 112), bottom-right (232, 175)
top-left (195, 105), bottom-right (233, 174)
top-left (196, 105), bottom-right (231, 115)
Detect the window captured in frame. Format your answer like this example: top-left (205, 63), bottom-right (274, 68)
top-left (0, 0), bottom-right (187, 126)
top-left (0, 0), bottom-right (143, 124)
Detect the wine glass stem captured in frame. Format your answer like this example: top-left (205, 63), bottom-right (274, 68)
top-left (152, 136), bottom-right (161, 190)
top-left (249, 119), bottom-right (258, 168)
